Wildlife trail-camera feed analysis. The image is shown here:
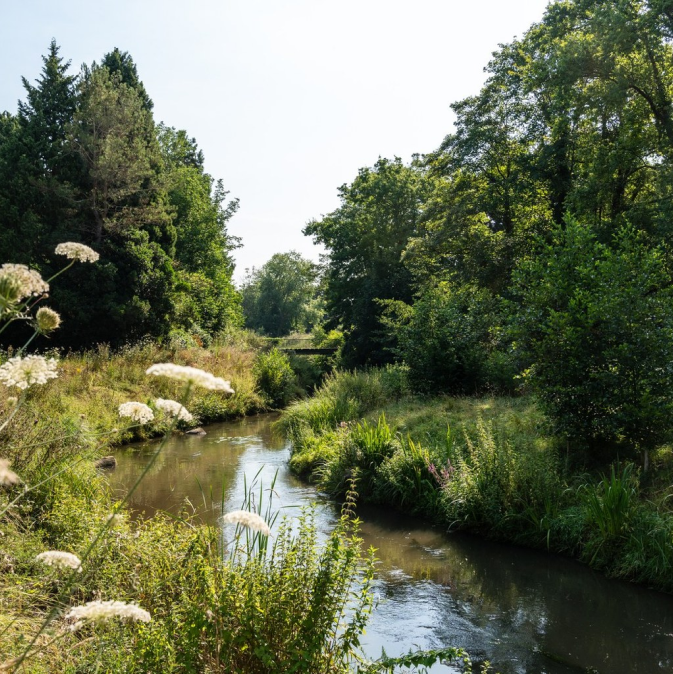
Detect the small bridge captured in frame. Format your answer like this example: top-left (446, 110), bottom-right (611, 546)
top-left (260, 337), bottom-right (337, 356)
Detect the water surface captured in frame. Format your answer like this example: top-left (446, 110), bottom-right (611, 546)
top-left (109, 414), bottom-right (673, 674)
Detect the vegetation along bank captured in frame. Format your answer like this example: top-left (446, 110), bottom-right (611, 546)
top-left (280, 367), bottom-right (673, 594)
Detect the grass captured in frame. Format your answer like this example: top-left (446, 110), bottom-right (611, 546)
top-left (281, 368), bottom-right (673, 593)
top-left (0, 343), bottom-right (478, 673)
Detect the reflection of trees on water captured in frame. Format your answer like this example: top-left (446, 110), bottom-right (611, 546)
top-left (359, 508), bottom-right (673, 674)
top-left (109, 414), bottom-right (286, 520)
top-left (111, 417), bottom-right (673, 674)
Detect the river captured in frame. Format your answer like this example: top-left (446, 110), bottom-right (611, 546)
top-left (108, 414), bottom-right (673, 674)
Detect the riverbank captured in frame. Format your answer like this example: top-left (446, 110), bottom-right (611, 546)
top-left (280, 367), bottom-right (673, 593)
top-left (3, 341), bottom-right (433, 672)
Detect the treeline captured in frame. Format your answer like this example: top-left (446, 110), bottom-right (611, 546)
top-left (306, 0), bottom-right (673, 460)
top-left (0, 41), bottom-right (240, 348)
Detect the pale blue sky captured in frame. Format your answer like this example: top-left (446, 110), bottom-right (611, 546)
top-left (1, 0), bottom-right (549, 280)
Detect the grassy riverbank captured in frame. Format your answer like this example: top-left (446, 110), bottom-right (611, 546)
top-left (280, 367), bottom-right (673, 592)
top-left (1, 340), bottom-right (432, 673)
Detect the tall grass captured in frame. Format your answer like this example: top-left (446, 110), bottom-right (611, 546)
top-left (280, 367), bottom-right (673, 592)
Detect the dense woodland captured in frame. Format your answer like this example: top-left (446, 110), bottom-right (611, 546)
top-left (305, 0), bottom-right (673, 461)
top-left (0, 42), bottom-right (241, 348)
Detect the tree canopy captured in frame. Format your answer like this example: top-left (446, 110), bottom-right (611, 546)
top-left (241, 251), bottom-right (320, 337)
top-left (0, 42), bottom-right (241, 348)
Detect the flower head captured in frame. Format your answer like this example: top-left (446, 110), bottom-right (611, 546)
top-left (221, 510), bottom-right (271, 536)
top-left (55, 242), bottom-right (99, 263)
top-left (0, 459), bottom-right (19, 486)
top-left (118, 402), bottom-right (154, 425)
top-left (66, 600), bottom-right (150, 627)
top-left (155, 398), bottom-right (194, 422)
top-left (0, 264), bottom-right (49, 301)
top-left (35, 307), bottom-right (62, 334)
top-left (146, 363), bottom-right (235, 393)
top-left (35, 551), bottom-right (82, 572)
top-left (0, 355), bottom-right (58, 390)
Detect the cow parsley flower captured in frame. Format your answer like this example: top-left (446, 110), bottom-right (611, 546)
top-left (0, 355), bottom-right (58, 390)
top-left (66, 600), bottom-right (150, 628)
top-left (55, 242), bottom-right (99, 263)
top-left (146, 363), bottom-right (235, 393)
top-left (0, 459), bottom-right (19, 486)
top-left (118, 402), bottom-right (154, 424)
top-left (221, 510), bottom-right (271, 536)
top-left (35, 551), bottom-right (82, 572)
top-left (155, 398), bottom-right (194, 422)
top-left (0, 264), bottom-right (49, 301)
top-left (35, 307), bottom-right (62, 334)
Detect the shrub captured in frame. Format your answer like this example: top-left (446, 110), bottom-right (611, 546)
top-left (386, 283), bottom-right (507, 394)
top-left (511, 219), bottom-right (673, 457)
top-left (254, 348), bottom-right (298, 408)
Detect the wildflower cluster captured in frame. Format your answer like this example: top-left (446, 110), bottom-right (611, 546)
top-left (155, 398), bottom-right (193, 422)
top-left (0, 264), bottom-right (49, 301)
top-left (66, 600), bottom-right (150, 630)
top-left (34, 307), bottom-right (61, 334)
top-left (0, 458), bottom-right (19, 486)
top-left (146, 363), bottom-right (235, 393)
top-left (118, 402), bottom-right (154, 425)
top-left (0, 355), bottom-right (59, 390)
top-left (35, 551), bottom-right (82, 572)
top-left (54, 242), bottom-right (100, 263)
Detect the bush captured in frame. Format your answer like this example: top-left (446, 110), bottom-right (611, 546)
top-left (387, 283), bottom-right (508, 394)
top-left (511, 219), bottom-right (673, 455)
top-left (254, 348), bottom-right (298, 408)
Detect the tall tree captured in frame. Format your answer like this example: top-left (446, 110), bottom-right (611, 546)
top-left (304, 158), bottom-right (430, 366)
top-left (159, 125), bottom-right (242, 336)
top-left (240, 251), bottom-right (320, 337)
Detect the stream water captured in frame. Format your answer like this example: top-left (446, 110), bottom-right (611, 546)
top-left (109, 414), bottom-right (673, 674)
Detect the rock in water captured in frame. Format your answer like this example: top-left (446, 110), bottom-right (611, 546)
top-left (95, 455), bottom-right (117, 470)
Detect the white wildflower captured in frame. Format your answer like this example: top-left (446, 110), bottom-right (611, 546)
top-left (118, 402), bottom-right (154, 425)
top-left (0, 459), bottom-right (19, 486)
top-left (35, 307), bottom-right (61, 334)
top-left (35, 551), bottom-right (82, 572)
top-left (146, 363), bottom-right (235, 393)
top-left (65, 600), bottom-right (150, 626)
top-left (54, 242), bottom-right (99, 263)
top-left (221, 510), bottom-right (271, 536)
top-left (0, 355), bottom-right (58, 390)
top-left (6, 397), bottom-right (17, 406)
top-left (0, 264), bottom-right (49, 300)
top-left (155, 398), bottom-right (194, 422)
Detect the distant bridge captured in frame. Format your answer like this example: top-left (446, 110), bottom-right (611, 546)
top-left (260, 337), bottom-right (337, 356)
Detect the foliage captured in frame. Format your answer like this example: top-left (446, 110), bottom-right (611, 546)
top-left (382, 283), bottom-right (511, 394)
top-left (280, 373), bottom-right (673, 591)
top-left (241, 251), bottom-right (321, 337)
top-left (254, 348), bottom-right (298, 408)
top-left (278, 366), bottom-right (410, 450)
top-left (511, 219), bottom-right (673, 452)
top-left (0, 43), bottom-right (241, 349)
top-left (304, 158), bottom-right (433, 367)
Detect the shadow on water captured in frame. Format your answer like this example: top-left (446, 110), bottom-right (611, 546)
top-left (109, 414), bottom-right (673, 674)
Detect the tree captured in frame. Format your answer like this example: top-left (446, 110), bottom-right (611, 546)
top-left (241, 251), bottom-right (320, 337)
top-left (0, 40), bottom-right (78, 267)
top-left (304, 158), bottom-right (430, 366)
top-left (159, 125), bottom-right (242, 337)
top-left (511, 218), bottom-right (673, 461)
top-left (0, 43), bottom-right (242, 348)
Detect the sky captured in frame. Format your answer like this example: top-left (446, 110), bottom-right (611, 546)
top-left (0, 0), bottom-right (550, 281)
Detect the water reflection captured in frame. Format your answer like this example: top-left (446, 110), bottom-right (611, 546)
top-left (110, 415), bottom-right (673, 674)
